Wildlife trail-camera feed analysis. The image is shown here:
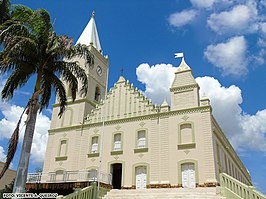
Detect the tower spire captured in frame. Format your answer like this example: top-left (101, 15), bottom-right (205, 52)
top-left (175, 52), bottom-right (191, 72)
top-left (76, 10), bottom-right (102, 52)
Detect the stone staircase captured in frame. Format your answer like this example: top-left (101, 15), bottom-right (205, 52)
top-left (103, 187), bottom-right (227, 199)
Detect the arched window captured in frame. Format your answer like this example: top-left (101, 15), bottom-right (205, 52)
top-left (113, 133), bottom-right (122, 151)
top-left (180, 123), bottom-right (193, 144)
top-left (58, 140), bottom-right (67, 157)
top-left (137, 130), bottom-right (146, 148)
top-left (94, 86), bottom-right (100, 102)
top-left (178, 122), bottom-right (195, 150)
top-left (91, 136), bottom-right (99, 153)
top-left (61, 109), bottom-right (73, 127)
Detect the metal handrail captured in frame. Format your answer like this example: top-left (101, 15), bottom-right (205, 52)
top-left (27, 170), bottom-right (112, 185)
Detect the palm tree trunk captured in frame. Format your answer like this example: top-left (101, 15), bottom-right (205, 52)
top-left (12, 96), bottom-right (39, 196)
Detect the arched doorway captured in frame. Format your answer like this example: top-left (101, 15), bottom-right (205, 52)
top-left (181, 163), bottom-right (196, 188)
top-left (135, 166), bottom-right (147, 189)
top-left (111, 163), bottom-right (122, 189)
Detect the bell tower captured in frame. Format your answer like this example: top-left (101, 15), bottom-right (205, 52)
top-left (170, 54), bottom-right (200, 110)
top-left (50, 11), bottom-right (108, 129)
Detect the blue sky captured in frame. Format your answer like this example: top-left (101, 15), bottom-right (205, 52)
top-left (0, 0), bottom-right (265, 194)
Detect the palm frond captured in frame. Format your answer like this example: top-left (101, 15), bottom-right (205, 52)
top-left (68, 44), bottom-right (94, 66)
top-left (39, 77), bottom-right (51, 111)
top-left (1, 4), bottom-right (93, 116)
top-left (11, 5), bottom-right (33, 23)
top-left (41, 72), bottom-right (67, 117)
top-left (1, 36), bottom-right (37, 61)
top-left (0, 105), bottom-right (27, 179)
top-left (0, 0), bottom-right (11, 24)
top-left (58, 67), bottom-right (78, 101)
top-left (61, 61), bottom-right (88, 96)
top-left (33, 9), bottom-right (52, 34)
top-left (1, 66), bottom-right (35, 99)
top-left (0, 22), bottom-right (29, 45)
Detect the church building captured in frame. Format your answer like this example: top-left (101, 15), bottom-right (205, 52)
top-left (40, 12), bottom-right (252, 190)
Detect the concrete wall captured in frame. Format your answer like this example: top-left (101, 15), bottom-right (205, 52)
top-left (0, 162), bottom-right (16, 189)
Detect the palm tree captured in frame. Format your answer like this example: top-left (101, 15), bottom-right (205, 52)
top-left (0, 5), bottom-right (93, 193)
top-left (0, 0), bottom-right (10, 24)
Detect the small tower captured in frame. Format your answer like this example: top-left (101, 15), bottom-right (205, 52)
top-left (160, 99), bottom-right (170, 112)
top-left (50, 11), bottom-right (109, 129)
top-left (170, 55), bottom-right (200, 110)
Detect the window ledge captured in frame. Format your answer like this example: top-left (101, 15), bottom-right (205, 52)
top-left (111, 150), bottom-right (123, 155)
top-left (87, 153), bottom-right (100, 158)
top-left (177, 143), bottom-right (196, 150)
top-left (134, 148), bottom-right (148, 153)
top-left (55, 156), bottom-right (68, 161)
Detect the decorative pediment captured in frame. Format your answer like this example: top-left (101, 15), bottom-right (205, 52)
top-left (85, 76), bottom-right (156, 123)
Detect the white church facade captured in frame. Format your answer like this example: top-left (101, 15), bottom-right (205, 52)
top-left (40, 13), bottom-right (252, 190)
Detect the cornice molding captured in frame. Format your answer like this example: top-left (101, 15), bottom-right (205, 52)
top-left (49, 105), bottom-right (211, 133)
top-left (170, 84), bottom-right (199, 92)
top-left (53, 98), bottom-right (96, 108)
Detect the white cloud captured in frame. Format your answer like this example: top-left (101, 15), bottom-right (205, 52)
top-left (260, 0), bottom-right (266, 7)
top-left (257, 38), bottom-right (266, 47)
top-left (260, 22), bottom-right (266, 35)
top-left (204, 36), bottom-right (248, 76)
top-left (0, 146), bottom-right (13, 169)
top-left (0, 79), bottom-right (50, 165)
top-left (136, 63), bottom-right (266, 153)
top-left (190, 0), bottom-right (215, 8)
top-left (252, 49), bottom-right (266, 65)
top-left (168, 9), bottom-right (198, 28)
top-left (196, 76), bottom-right (243, 138)
top-left (136, 63), bottom-right (177, 105)
top-left (196, 76), bottom-right (266, 152)
top-left (239, 110), bottom-right (266, 151)
top-left (0, 102), bottom-right (50, 164)
top-left (190, 0), bottom-right (234, 9)
top-left (0, 146), bottom-right (7, 162)
top-left (30, 113), bottom-right (50, 164)
top-left (207, 4), bottom-right (259, 34)
top-left (169, 1), bottom-right (266, 76)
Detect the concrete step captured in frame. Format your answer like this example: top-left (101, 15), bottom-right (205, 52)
top-left (104, 197), bottom-right (226, 199)
top-left (103, 187), bottom-right (226, 199)
top-left (104, 196), bottom-right (225, 198)
top-left (109, 188), bottom-right (218, 193)
top-left (105, 193), bottom-right (218, 196)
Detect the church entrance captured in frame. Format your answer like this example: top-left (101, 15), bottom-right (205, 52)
top-left (111, 163), bottom-right (122, 189)
top-left (181, 163), bottom-right (196, 188)
top-left (135, 166), bottom-right (147, 189)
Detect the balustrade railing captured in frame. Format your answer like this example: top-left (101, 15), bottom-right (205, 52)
top-left (220, 173), bottom-right (266, 199)
top-left (27, 170), bottom-right (112, 185)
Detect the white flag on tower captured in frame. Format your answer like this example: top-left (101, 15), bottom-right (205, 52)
top-left (174, 52), bottom-right (184, 58)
